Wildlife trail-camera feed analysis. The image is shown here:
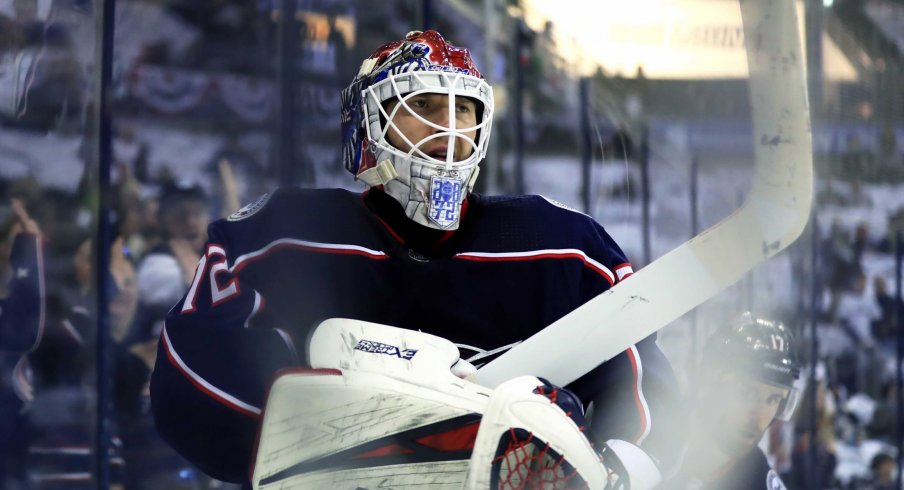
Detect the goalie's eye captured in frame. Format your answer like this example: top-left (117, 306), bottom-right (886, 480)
top-left (456, 99), bottom-right (476, 115)
top-left (409, 97), bottom-right (429, 109)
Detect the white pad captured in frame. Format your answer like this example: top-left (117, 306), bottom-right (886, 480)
top-left (251, 369), bottom-right (489, 489)
top-left (307, 318), bottom-right (465, 388)
top-left (253, 319), bottom-right (492, 489)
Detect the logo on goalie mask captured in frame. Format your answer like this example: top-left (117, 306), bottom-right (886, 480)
top-left (429, 176), bottom-right (463, 228)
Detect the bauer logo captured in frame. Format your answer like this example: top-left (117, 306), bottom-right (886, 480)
top-left (354, 339), bottom-right (418, 360)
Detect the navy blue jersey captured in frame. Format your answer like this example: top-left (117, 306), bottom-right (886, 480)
top-left (150, 187), bottom-right (679, 483)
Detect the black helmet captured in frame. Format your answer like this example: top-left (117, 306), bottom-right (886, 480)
top-left (703, 312), bottom-right (802, 420)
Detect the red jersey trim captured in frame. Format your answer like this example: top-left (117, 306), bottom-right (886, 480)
top-left (627, 345), bottom-right (652, 444)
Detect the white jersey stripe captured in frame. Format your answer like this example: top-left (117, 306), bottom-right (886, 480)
top-left (161, 325), bottom-right (261, 417)
top-left (274, 328), bottom-right (298, 361)
top-left (244, 291), bottom-right (263, 328)
top-left (230, 238), bottom-right (387, 272)
top-left (181, 255), bottom-right (208, 314)
top-left (454, 249), bottom-right (615, 284)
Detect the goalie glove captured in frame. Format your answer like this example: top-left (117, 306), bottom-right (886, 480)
top-left (464, 376), bottom-right (661, 489)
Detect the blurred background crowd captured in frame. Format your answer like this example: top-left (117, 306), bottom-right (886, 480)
top-left (2, 0), bottom-right (904, 488)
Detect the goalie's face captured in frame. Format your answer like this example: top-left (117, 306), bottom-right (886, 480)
top-left (701, 373), bottom-right (790, 457)
top-left (384, 94), bottom-right (479, 163)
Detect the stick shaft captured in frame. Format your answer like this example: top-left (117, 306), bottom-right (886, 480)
top-left (474, 0), bottom-right (813, 388)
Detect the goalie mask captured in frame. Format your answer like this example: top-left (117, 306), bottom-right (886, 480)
top-left (341, 30), bottom-right (494, 230)
top-left (703, 313), bottom-right (802, 422)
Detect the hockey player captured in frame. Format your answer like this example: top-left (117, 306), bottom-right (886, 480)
top-left (667, 313), bottom-right (801, 489)
top-left (150, 30), bottom-right (679, 486)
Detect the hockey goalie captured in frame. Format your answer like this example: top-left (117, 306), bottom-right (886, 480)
top-left (250, 319), bottom-right (662, 490)
top-left (151, 29), bottom-right (681, 490)
top-left (153, 3), bottom-right (812, 487)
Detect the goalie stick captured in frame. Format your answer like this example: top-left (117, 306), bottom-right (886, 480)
top-left (474, 0), bottom-right (814, 389)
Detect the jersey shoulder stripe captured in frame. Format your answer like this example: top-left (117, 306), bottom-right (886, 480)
top-left (230, 238), bottom-right (389, 272)
top-left (214, 187), bottom-right (385, 261)
top-left (454, 249), bottom-right (615, 285)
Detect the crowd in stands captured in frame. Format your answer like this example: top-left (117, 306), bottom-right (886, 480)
top-left (0, 149), bottom-right (251, 488)
top-left (757, 143), bottom-right (904, 488)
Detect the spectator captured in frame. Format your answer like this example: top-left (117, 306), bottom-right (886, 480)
top-left (877, 207), bottom-right (904, 254)
top-left (871, 276), bottom-right (898, 352)
top-left (867, 382), bottom-right (897, 443)
top-left (835, 271), bottom-right (881, 350)
top-left (26, 234), bottom-right (127, 489)
top-left (852, 221), bottom-right (873, 262)
top-left (864, 452), bottom-right (896, 490)
top-left (135, 182), bottom-right (208, 340)
top-left (822, 218), bottom-right (861, 296)
top-left (0, 199), bottom-right (44, 489)
top-left (128, 182), bottom-right (215, 488)
top-left (789, 378), bottom-right (839, 489)
top-left (833, 271), bottom-right (882, 394)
